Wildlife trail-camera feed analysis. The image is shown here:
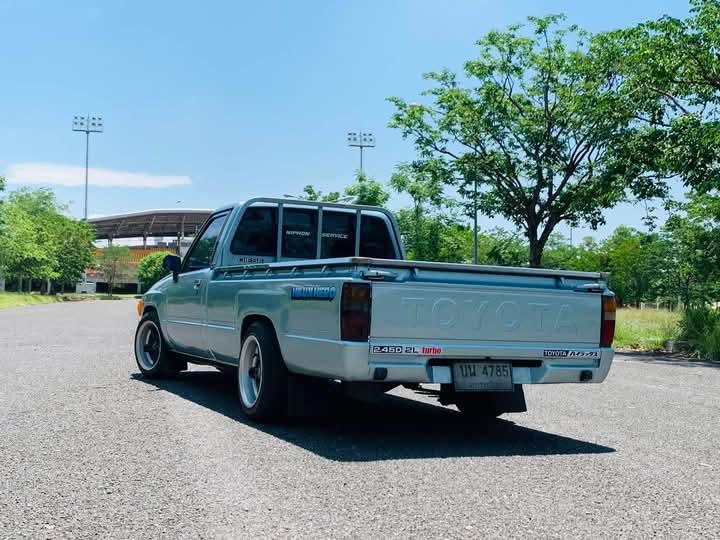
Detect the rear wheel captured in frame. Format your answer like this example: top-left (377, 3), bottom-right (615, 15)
top-left (134, 311), bottom-right (184, 378)
top-left (238, 321), bottom-right (288, 421)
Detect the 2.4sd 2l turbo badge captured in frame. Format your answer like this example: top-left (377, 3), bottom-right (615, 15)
top-left (371, 345), bottom-right (443, 355)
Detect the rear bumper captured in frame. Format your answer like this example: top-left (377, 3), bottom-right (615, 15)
top-left (280, 334), bottom-right (614, 386)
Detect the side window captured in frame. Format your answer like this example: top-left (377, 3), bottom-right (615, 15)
top-left (321, 211), bottom-right (356, 258)
top-left (183, 214), bottom-right (228, 272)
top-left (230, 206), bottom-right (277, 257)
top-left (360, 215), bottom-right (397, 259)
top-left (282, 208), bottom-right (317, 259)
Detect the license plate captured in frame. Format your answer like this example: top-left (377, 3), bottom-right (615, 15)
top-left (453, 362), bottom-right (513, 392)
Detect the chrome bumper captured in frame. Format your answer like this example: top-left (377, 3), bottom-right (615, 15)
top-left (280, 334), bottom-right (614, 385)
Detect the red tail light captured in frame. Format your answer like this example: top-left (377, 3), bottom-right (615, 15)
top-left (600, 295), bottom-right (616, 347)
top-left (341, 282), bottom-right (371, 342)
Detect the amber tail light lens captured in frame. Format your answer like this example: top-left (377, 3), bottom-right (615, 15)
top-left (341, 282), bottom-right (371, 342)
top-left (600, 294), bottom-right (616, 347)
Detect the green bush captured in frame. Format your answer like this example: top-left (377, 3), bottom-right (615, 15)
top-left (678, 307), bottom-right (720, 361)
top-left (137, 251), bottom-right (173, 292)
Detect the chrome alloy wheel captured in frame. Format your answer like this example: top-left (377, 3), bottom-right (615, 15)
top-left (239, 335), bottom-right (263, 408)
top-left (135, 320), bottom-right (162, 371)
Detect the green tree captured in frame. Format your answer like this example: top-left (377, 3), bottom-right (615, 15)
top-left (656, 195), bottom-right (720, 309)
top-left (390, 162), bottom-right (446, 260)
top-left (97, 246), bottom-right (132, 297)
top-left (476, 229), bottom-right (528, 267)
top-left (389, 15), bottom-right (652, 267)
top-left (543, 234), bottom-right (603, 272)
top-left (344, 170), bottom-right (390, 206)
top-left (597, 0), bottom-right (720, 194)
top-left (54, 218), bottom-right (96, 292)
top-left (0, 176), bottom-right (6, 289)
top-left (602, 227), bottom-right (662, 307)
top-left (0, 188), bottom-right (95, 293)
top-left (137, 251), bottom-right (173, 292)
top-left (300, 185), bottom-right (342, 202)
top-left (0, 189), bottom-right (59, 290)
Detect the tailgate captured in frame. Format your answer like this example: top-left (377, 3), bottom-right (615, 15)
top-left (370, 282), bottom-right (601, 346)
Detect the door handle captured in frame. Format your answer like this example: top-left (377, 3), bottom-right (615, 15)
top-left (192, 279), bottom-right (202, 290)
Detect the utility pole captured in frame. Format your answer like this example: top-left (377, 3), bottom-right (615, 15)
top-left (473, 175), bottom-right (479, 265)
top-left (346, 131), bottom-right (375, 173)
top-left (72, 115), bottom-right (104, 220)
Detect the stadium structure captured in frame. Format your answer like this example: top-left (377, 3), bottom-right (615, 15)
top-left (84, 208), bottom-right (211, 293)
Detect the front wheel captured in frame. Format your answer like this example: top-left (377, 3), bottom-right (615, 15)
top-left (134, 312), bottom-right (183, 378)
top-left (238, 322), bottom-right (288, 422)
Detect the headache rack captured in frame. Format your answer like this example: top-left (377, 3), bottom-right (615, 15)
top-left (237, 197), bottom-right (406, 261)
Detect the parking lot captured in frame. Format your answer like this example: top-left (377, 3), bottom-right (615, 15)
top-left (1, 299), bottom-right (718, 538)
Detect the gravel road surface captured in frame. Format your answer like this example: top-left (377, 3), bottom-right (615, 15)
top-left (1, 300), bottom-right (718, 538)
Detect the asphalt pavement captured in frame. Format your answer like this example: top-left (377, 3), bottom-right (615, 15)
top-left (1, 300), bottom-right (718, 539)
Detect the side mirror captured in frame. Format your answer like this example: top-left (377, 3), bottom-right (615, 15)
top-left (163, 254), bottom-right (182, 282)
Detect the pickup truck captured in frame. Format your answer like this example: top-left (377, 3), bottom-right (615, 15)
top-left (134, 197), bottom-right (616, 421)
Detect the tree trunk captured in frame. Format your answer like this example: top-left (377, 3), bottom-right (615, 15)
top-left (18, 277), bottom-right (23, 292)
top-left (528, 238), bottom-right (544, 268)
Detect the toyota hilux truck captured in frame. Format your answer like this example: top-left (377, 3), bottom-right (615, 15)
top-left (134, 198), bottom-right (616, 421)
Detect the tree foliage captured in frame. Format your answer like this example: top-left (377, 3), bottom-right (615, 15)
top-left (96, 246), bottom-right (132, 296)
top-left (597, 0), bottom-right (720, 193)
top-left (344, 170), bottom-right (390, 206)
top-left (300, 185), bottom-right (342, 202)
top-left (137, 251), bottom-right (173, 292)
top-left (0, 188), bottom-right (95, 292)
top-left (389, 15), bottom-right (650, 266)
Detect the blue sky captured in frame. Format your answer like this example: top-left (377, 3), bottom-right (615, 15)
top-left (0, 0), bottom-right (689, 240)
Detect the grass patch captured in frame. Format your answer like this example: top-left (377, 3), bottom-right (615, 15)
top-left (0, 292), bottom-right (71, 309)
top-left (615, 308), bottom-right (680, 351)
top-left (0, 291), bottom-right (140, 309)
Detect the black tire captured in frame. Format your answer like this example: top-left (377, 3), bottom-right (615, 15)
top-left (237, 321), bottom-right (288, 422)
top-left (134, 311), bottom-right (184, 379)
top-left (455, 394), bottom-right (503, 420)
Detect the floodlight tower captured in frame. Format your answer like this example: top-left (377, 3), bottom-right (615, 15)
top-left (346, 131), bottom-right (375, 172)
top-left (72, 114), bottom-right (104, 220)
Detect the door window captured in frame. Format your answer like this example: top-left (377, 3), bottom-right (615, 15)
top-left (183, 213), bottom-right (228, 272)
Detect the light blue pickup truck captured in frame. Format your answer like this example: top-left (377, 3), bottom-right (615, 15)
top-left (134, 198), bottom-right (616, 421)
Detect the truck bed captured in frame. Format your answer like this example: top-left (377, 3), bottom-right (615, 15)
top-left (211, 256), bottom-right (611, 385)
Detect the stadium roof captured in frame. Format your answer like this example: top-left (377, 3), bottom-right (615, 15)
top-left (88, 209), bottom-right (212, 240)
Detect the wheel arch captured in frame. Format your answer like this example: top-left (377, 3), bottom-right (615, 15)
top-left (241, 313), bottom-right (277, 340)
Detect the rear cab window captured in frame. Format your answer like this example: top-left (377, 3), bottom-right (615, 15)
top-left (282, 208), bottom-right (317, 259)
top-left (321, 210), bottom-right (356, 258)
top-left (225, 203), bottom-right (400, 262)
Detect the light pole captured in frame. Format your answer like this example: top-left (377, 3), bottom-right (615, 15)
top-left (72, 114), bottom-right (103, 220)
top-left (346, 131), bottom-right (375, 172)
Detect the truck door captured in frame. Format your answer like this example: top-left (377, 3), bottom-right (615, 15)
top-left (164, 212), bottom-right (228, 357)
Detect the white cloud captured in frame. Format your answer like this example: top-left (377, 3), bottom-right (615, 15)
top-left (5, 162), bottom-right (191, 188)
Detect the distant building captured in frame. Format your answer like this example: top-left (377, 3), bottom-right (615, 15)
top-left (86, 209), bottom-right (211, 293)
